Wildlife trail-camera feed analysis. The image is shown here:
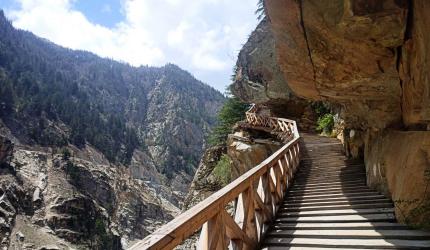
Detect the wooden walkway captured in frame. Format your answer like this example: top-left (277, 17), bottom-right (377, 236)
top-left (261, 133), bottom-right (430, 249)
top-left (129, 105), bottom-right (430, 250)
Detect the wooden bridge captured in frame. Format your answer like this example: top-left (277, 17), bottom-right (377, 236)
top-left (129, 105), bottom-right (430, 250)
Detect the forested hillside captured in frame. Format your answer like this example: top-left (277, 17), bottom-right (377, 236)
top-left (0, 10), bottom-right (224, 174)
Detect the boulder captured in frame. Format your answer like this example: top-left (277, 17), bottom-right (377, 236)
top-left (227, 135), bottom-right (280, 179)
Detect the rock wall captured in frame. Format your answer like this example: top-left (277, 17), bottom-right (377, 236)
top-left (230, 18), bottom-right (312, 123)
top-left (399, 0), bottom-right (430, 128)
top-left (266, 0), bottom-right (407, 129)
top-left (365, 131), bottom-right (430, 229)
top-left (233, 0), bottom-right (430, 228)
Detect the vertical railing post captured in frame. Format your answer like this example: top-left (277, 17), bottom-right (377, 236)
top-left (198, 212), bottom-right (225, 250)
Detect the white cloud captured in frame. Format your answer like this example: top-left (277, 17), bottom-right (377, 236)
top-left (8, 0), bottom-right (165, 65)
top-left (167, 21), bottom-right (189, 47)
top-left (5, 0), bottom-right (259, 91)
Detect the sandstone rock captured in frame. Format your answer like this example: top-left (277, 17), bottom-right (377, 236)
top-left (227, 136), bottom-right (279, 179)
top-left (183, 129), bottom-right (281, 211)
top-left (365, 130), bottom-right (430, 229)
top-left (231, 19), bottom-right (293, 103)
top-left (231, 19), bottom-right (311, 121)
top-left (342, 128), bottom-right (365, 159)
top-left (244, 0), bottom-right (430, 230)
top-left (265, 0), bottom-right (407, 129)
top-left (399, 0), bottom-right (430, 128)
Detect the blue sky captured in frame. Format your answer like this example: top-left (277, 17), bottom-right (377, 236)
top-left (1, 0), bottom-right (260, 92)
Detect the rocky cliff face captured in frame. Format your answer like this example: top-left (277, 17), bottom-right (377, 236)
top-left (266, 0), bottom-right (407, 129)
top-left (1, 142), bottom-right (179, 249)
top-left (365, 130), bottom-right (430, 228)
top-left (231, 19), bottom-right (312, 122)
top-left (232, 0), bottom-right (430, 228)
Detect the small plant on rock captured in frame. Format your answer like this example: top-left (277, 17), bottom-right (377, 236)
top-left (213, 154), bottom-right (232, 187)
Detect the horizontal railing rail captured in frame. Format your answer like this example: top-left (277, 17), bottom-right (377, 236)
top-left (129, 104), bottom-right (301, 250)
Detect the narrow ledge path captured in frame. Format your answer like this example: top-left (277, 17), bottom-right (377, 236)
top-left (261, 133), bottom-right (430, 249)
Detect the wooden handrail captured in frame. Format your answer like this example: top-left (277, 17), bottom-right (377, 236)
top-left (129, 104), bottom-right (301, 250)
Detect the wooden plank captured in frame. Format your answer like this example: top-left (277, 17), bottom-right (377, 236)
top-left (253, 189), bottom-right (271, 222)
top-left (278, 207), bottom-right (395, 216)
top-left (275, 213), bottom-right (396, 222)
top-left (244, 186), bottom-right (258, 249)
top-left (270, 222), bottom-right (408, 230)
top-left (268, 229), bottom-right (430, 238)
top-left (263, 237), bottom-right (430, 248)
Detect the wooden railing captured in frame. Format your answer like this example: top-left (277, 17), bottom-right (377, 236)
top-left (245, 105), bottom-right (299, 142)
top-left (129, 105), bottom-right (301, 250)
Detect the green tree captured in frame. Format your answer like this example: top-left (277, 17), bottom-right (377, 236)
top-left (208, 97), bottom-right (248, 146)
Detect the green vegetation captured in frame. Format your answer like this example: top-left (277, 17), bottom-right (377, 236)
top-left (213, 154), bottom-right (232, 186)
top-left (317, 114), bottom-right (335, 134)
top-left (312, 101), bottom-right (335, 134)
top-left (208, 97), bottom-right (248, 146)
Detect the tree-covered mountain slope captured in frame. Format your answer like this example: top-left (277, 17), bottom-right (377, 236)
top-left (0, 10), bottom-right (224, 249)
top-left (0, 10), bottom-right (224, 180)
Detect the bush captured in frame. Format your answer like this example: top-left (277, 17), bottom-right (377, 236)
top-left (317, 114), bottom-right (334, 134)
top-left (213, 154), bottom-right (232, 186)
